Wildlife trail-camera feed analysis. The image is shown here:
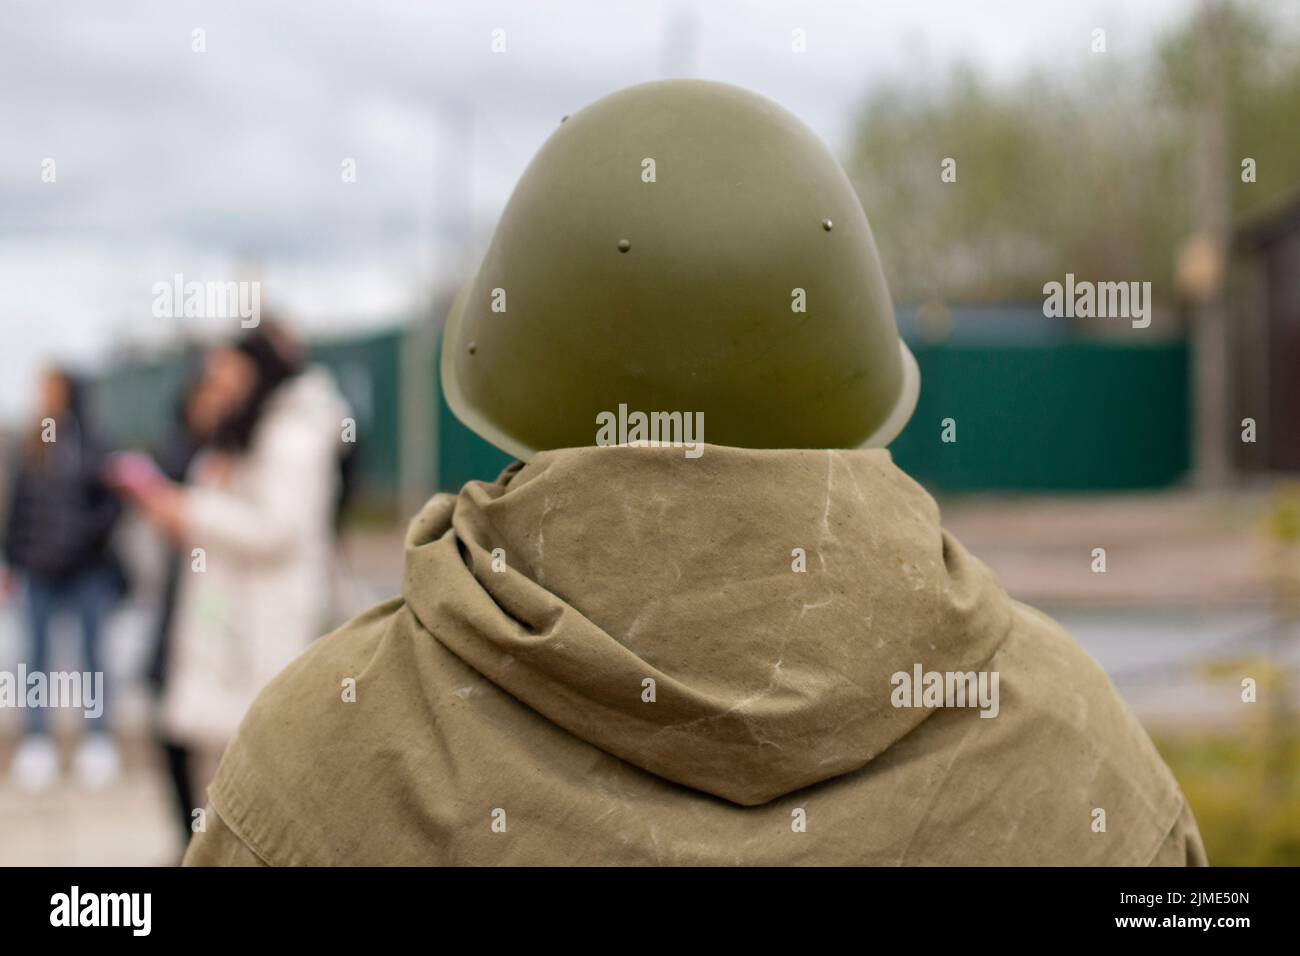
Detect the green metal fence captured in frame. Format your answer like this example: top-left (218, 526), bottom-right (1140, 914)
top-left (889, 341), bottom-right (1191, 491)
top-left (93, 325), bottom-right (1191, 501)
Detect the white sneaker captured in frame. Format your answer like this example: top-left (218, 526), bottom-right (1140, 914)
top-left (73, 734), bottom-right (121, 790)
top-left (11, 734), bottom-right (60, 793)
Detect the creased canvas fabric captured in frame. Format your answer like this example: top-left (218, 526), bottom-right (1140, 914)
top-left (186, 444), bottom-right (1205, 865)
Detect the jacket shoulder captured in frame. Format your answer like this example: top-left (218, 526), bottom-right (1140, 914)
top-left (204, 596), bottom-right (410, 866)
top-left (991, 600), bottom-right (1196, 864)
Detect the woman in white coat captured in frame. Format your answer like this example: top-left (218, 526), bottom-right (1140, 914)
top-left (116, 323), bottom-right (351, 808)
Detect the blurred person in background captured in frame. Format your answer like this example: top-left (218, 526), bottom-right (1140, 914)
top-left (139, 373), bottom-right (225, 848)
top-left (2, 368), bottom-right (126, 792)
top-left (111, 322), bottom-right (351, 818)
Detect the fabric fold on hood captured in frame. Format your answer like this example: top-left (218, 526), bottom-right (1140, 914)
top-left (402, 444), bottom-right (1014, 807)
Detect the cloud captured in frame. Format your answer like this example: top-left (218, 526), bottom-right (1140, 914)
top-left (0, 0), bottom-right (1193, 419)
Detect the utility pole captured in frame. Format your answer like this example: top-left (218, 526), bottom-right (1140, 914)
top-left (659, 3), bottom-right (700, 78)
top-left (400, 97), bottom-right (475, 518)
top-left (1190, 0), bottom-right (1232, 488)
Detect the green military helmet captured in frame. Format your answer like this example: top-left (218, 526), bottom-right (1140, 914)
top-left (441, 79), bottom-right (919, 459)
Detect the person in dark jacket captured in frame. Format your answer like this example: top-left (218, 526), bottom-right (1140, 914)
top-left (2, 367), bottom-right (125, 792)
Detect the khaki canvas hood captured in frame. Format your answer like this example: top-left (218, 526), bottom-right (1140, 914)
top-left (199, 443), bottom-right (1201, 866)
top-left (401, 444), bottom-right (1011, 806)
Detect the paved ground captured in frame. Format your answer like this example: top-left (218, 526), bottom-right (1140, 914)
top-left (0, 736), bottom-right (179, 866)
top-left (939, 486), bottom-right (1291, 606)
top-left (1, 488), bottom-right (1295, 865)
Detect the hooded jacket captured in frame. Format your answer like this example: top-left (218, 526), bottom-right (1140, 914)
top-left (184, 444), bottom-right (1205, 865)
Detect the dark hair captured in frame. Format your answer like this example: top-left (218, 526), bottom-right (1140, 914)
top-left (59, 370), bottom-right (90, 424)
top-left (212, 323), bottom-right (304, 452)
top-left (28, 367), bottom-right (92, 456)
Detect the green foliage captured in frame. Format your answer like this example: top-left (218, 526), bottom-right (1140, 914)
top-left (1265, 483), bottom-right (1300, 544)
top-left (1155, 731), bottom-right (1300, 866)
top-left (847, 0), bottom-right (1300, 305)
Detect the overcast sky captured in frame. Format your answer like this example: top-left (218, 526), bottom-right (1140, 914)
top-left (0, 0), bottom-right (1201, 421)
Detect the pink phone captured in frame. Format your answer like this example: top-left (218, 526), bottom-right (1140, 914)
top-left (104, 451), bottom-right (164, 495)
